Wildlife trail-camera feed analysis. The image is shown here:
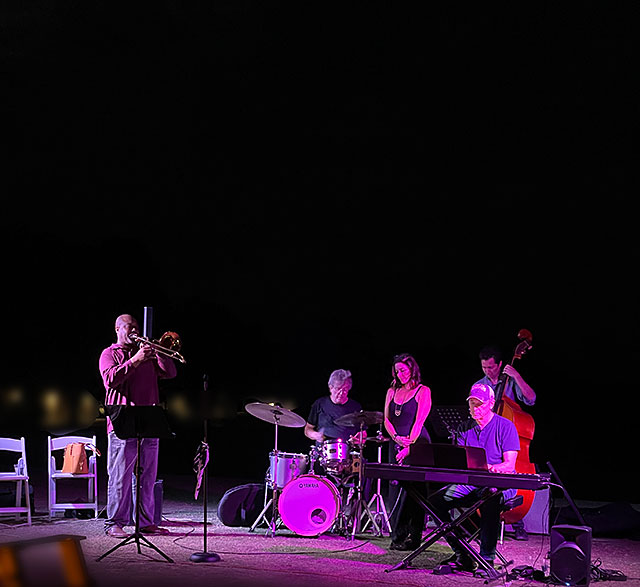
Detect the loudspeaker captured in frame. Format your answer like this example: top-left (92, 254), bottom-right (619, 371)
top-left (153, 479), bottom-right (163, 525)
top-left (550, 524), bottom-right (592, 586)
top-left (522, 487), bottom-right (550, 534)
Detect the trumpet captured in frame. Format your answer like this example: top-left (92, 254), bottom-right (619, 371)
top-left (130, 331), bottom-right (186, 364)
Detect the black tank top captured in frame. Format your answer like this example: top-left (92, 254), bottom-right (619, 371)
top-left (388, 388), bottom-right (431, 449)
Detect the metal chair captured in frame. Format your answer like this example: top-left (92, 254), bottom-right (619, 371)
top-left (0, 437), bottom-right (31, 525)
top-left (48, 435), bottom-right (99, 519)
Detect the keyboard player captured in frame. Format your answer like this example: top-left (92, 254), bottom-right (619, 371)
top-left (428, 383), bottom-right (520, 576)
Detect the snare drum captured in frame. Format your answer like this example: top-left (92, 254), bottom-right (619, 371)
top-left (267, 450), bottom-right (308, 489)
top-left (319, 439), bottom-right (351, 474)
top-left (278, 474), bottom-right (341, 536)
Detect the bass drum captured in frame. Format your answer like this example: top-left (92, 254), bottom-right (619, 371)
top-left (278, 474), bottom-right (341, 536)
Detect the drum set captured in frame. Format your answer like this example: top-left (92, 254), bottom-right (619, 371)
top-left (245, 401), bottom-right (392, 539)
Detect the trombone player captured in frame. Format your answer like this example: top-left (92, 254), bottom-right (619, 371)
top-left (99, 314), bottom-right (177, 538)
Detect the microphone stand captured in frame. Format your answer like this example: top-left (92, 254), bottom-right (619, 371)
top-left (190, 375), bottom-right (221, 563)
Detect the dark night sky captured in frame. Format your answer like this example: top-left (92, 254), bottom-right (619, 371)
top-left (1, 3), bottom-right (638, 502)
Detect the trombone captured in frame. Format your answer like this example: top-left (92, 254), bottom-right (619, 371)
top-left (130, 331), bottom-right (186, 364)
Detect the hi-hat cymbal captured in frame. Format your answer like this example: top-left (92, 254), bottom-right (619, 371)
top-left (245, 402), bottom-right (306, 428)
top-left (334, 410), bottom-right (384, 428)
top-left (366, 433), bottom-right (391, 444)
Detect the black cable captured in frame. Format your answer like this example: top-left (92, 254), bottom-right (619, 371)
top-left (590, 557), bottom-right (628, 582)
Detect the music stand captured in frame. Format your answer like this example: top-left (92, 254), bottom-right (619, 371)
top-left (97, 406), bottom-right (176, 563)
top-left (429, 405), bottom-right (470, 442)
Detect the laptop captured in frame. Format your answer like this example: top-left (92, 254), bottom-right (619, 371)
top-left (405, 441), bottom-right (488, 471)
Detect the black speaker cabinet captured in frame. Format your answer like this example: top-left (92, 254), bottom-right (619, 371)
top-left (550, 524), bottom-right (592, 586)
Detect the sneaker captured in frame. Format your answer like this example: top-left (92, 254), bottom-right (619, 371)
top-left (105, 525), bottom-right (129, 538)
top-left (140, 524), bottom-right (170, 535)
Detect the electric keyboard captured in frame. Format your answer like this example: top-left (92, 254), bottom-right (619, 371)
top-left (363, 462), bottom-right (551, 491)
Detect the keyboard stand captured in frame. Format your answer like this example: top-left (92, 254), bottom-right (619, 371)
top-left (385, 482), bottom-right (505, 581)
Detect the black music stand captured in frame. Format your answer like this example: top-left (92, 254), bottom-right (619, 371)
top-left (97, 406), bottom-right (175, 563)
top-left (429, 405), bottom-right (470, 442)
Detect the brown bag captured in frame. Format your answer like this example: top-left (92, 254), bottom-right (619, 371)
top-left (62, 443), bottom-right (91, 474)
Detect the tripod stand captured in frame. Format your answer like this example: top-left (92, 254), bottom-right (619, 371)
top-left (362, 429), bottom-right (392, 536)
top-left (331, 409), bottom-right (386, 540)
top-left (249, 456), bottom-right (281, 536)
top-left (98, 406), bottom-right (175, 563)
top-left (245, 402), bottom-right (306, 537)
top-left (348, 421), bottom-right (381, 540)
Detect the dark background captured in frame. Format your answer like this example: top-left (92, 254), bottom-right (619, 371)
top-left (1, 3), bottom-right (637, 503)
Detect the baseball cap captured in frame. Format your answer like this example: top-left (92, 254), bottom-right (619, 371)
top-left (466, 383), bottom-right (495, 403)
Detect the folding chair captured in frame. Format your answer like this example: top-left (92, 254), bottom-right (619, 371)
top-left (48, 435), bottom-right (99, 519)
top-left (0, 437), bottom-right (31, 525)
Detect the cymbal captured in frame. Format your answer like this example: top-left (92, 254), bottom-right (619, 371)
top-left (245, 402), bottom-right (306, 428)
top-left (334, 410), bottom-right (384, 428)
top-left (366, 433), bottom-right (391, 444)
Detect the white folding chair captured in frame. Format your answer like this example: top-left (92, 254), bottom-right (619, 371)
top-left (48, 435), bottom-right (99, 519)
top-left (0, 436), bottom-right (31, 525)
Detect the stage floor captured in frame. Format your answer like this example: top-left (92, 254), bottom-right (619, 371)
top-left (1, 473), bottom-right (639, 587)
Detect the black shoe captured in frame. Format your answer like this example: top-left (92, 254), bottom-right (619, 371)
top-left (389, 537), bottom-right (420, 551)
top-left (454, 554), bottom-right (478, 573)
top-left (475, 560), bottom-right (497, 578)
top-left (514, 526), bottom-right (529, 541)
top-left (440, 553), bottom-right (459, 565)
top-left (440, 551), bottom-right (477, 572)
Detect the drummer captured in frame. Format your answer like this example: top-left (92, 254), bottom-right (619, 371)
top-left (304, 369), bottom-right (367, 448)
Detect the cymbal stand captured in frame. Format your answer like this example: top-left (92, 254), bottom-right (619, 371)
top-left (249, 413), bottom-right (282, 537)
top-left (349, 422), bottom-right (381, 540)
top-left (362, 430), bottom-right (392, 536)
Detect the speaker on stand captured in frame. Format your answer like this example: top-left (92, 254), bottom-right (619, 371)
top-left (550, 524), bottom-right (592, 586)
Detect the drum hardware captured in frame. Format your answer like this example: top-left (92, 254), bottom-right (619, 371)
top-left (346, 420), bottom-right (382, 540)
top-left (361, 428), bottom-right (392, 536)
top-left (308, 444), bottom-right (320, 474)
top-left (245, 402), bottom-right (306, 537)
top-left (332, 410), bottom-right (385, 539)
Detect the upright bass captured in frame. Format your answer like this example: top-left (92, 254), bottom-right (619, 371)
top-left (493, 329), bottom-right (536, 524)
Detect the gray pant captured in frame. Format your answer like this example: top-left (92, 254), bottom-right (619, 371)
top-left (105, 431), bottom-right (159, 530)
